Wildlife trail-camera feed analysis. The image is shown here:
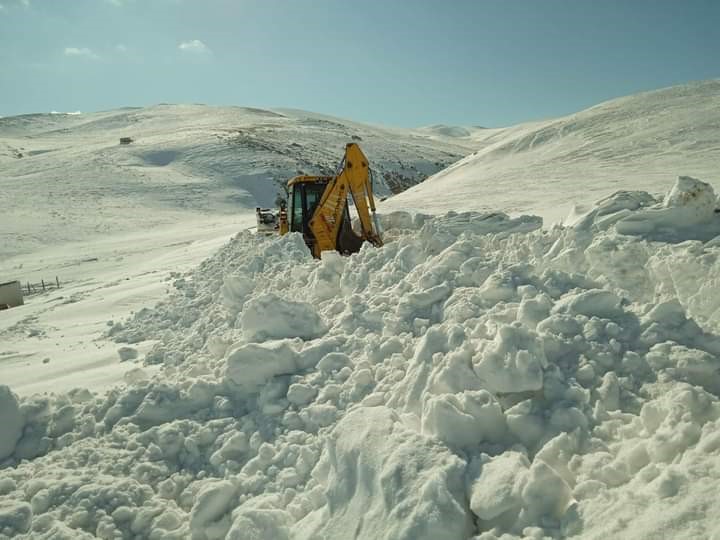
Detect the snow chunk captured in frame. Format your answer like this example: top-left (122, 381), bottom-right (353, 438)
top-left (286, 383), bottom-right (317, 406)
top-left (241, 293), bottom-right (327, 341)
top-left (221, 273), bottom-right (255, 313)
top-left (378, 210), bottom-right (430, 231)
top-left (210, 432), bottom-right (249, 466)
top-left (308, 251), bottom-right (346, 301)
top-left (0, 501), bottom-right (32, 535)
top-left (522, 459), bottom-right (573, 522)
top-left (189, 480), bottom-right (237, 538)
top-left (664, 175), bottom-right (717, 214)
top-left (421, 390), bottom-right (506, 448)
top-left (646, 343), bottom-right (720, 394)
top-left (640, 384), bottom-right (718, 463)
top-left (521, 460), bottom-right (574, 522)
top-left (0, 385), bottom-right (24, 461)
top-left (226, 340), bottom-right (299, 392)
top-left (615, 176), bottom-right (720, 240)
top-left (473, 323), bottom-right (546, 394)
top-left (568, 190), bottom-right (657, 230)
top-left (227, 504), bottom-right (292, 540)
top-left (294, 406), bottom-right (472, 540)
top-left (552, 289), bottom-right (624, 319)
top-left (316, 352), bottom-right (351, 373)
top-left (468, 451), bottom-right (530, 521)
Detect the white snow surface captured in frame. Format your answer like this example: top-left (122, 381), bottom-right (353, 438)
top-left (381, 80), bottom-right (720, 224)
top-left (0, 104), bottom-right (474, 259)
top-left (2, 82), bottom-right (720, 540)
top-left (3, 183), bottom-right (720, 538)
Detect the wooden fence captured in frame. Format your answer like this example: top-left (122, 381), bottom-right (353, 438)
top-left (24, 277), bottom-right (61, 295)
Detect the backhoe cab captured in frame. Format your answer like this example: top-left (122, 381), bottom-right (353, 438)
top-left (278, 143), bottom-right (383, 258)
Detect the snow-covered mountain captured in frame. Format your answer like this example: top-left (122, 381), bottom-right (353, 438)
top-left (383, 80), bottom-right (720, 222)
top-left (0, 105), bottom-right (474, 258)
top-left (4, 81), bottom-right (718, 259)
top-left (2, 81), bottom-right (720, 540)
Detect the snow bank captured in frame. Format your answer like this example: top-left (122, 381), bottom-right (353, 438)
top-left (3, 186), bottom-right (720, 539)
top-left (571, 175), bottom-right (720, 242)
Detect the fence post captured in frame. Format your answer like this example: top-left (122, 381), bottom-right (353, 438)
top-left (42, 279), bottom-right (45, 291)
top-left (56, 276), bottom-right (60, 288)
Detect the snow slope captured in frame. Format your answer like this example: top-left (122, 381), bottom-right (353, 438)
top-left (0, 217), bottom-right (253, 396)
top-left (2, 81), bottom-right (720, 540)
top-left (382, 80), bottom-right (720, 223)
top-left (0, 105), bottom-right (473, 258)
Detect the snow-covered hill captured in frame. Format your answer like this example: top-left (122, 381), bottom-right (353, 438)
top-left (382, 80), bottom-right (720, 222)
top-left (0, 105), bottom-right (473, 258)
top-left (4, 81), bottom-right (719, 259)
top-left (2, 81), bottom-right (720, 540)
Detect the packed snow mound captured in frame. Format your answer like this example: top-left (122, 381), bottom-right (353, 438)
top-left (382, 80), bottom-right (720, 222)
top-left (569, 175), bottom-right (720, 242)
top-left (0, 104), bottom-right (475, 257)
top-left (294, 406), bottom-right (472, 540)
top-left (3, 202), bottom-right (720, 539)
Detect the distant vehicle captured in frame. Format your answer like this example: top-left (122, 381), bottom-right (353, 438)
top-left (255, 207), bottom-right (279, 234)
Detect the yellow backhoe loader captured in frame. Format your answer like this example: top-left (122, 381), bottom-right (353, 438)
top-left (278, 143), bottom-right (383, 258)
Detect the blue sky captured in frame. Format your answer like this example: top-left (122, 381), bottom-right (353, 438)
top-left (1, 0), bottom-right (718, 127)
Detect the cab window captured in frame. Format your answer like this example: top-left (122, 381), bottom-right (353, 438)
top-left (291, 186), bottom-right (303, 232)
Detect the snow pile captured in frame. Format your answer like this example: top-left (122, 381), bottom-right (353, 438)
top-left (570, 175), bottom-right (720, 242)
top-left (2, 193), bottom-right (720, 539)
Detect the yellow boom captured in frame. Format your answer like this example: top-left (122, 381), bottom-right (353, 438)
top-left (280, 143), bottom-right (383, 258)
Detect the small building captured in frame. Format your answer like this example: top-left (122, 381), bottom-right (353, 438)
top-left (0, 280), bottom-right (24, 309)
top-left (119, 137), bottom-right (134, 145)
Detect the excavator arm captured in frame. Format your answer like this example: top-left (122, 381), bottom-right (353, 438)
top-left (308, 143), bottom-right (383, 257)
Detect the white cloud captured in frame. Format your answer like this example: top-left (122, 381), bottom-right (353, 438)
top-left (1, 0), bottom-right (30, 8)
top-left (178, 39), bottom-right (211, 54)
top-left (64, 47), bottom-right (100, 60)
top-left (115, 44), bottom-right (128, 53)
